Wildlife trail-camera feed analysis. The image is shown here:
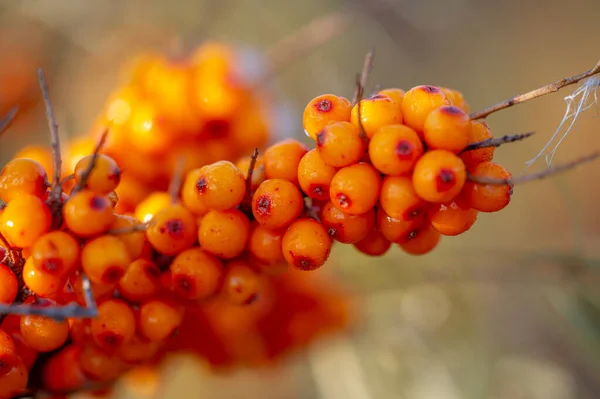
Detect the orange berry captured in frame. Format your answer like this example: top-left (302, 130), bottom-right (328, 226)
top-left (0, 265), bottom-right (17, 304)
top-left (0, 194), bottom-right (51, 248)
top-left (63, 190), bottom-right (115, 238)
top-left (81, 235), bottom-right (132, 284)
top-left (0, 158), bottom-right (48, 202)
top-left (146, 204), bottom-right (197, 255)
top-left (91, 299), bottom-right (136, 351)
top-left (297, 149), bottom-right (337, 201)
top-left (79, 343), bottom-right (127, 382)
top-left (440, 87), bottom-right (470, 113)
top-left (462, 161), bottom-right (512, 212)
top-left (30, 231), bottom-right (80, 277)
top-left (252, 179), bottom-right (303, 229)
top-left (198, 209), bottom-right (250, 259)
top-left (1, 316), bottom-right (37, 371)
top-left (303, 94), bottom-right (352, 140)
top-left (428, 201), bottom-right (478, 236)
top-left (263, 139), bottom-right (308, 184)
top-left (134, 191), bottom-right (171, 223)
top-left (108, 214), bottom-right (145, 259)
top-left (113, 174), bottom-right (151, 214)
top-left (423, 105), bottom-right (471, 153)
top-left (0, 359), bottom-right (27, 398)
top-left (401, 85), bottom-right (451, 133)
top-left (247, 222), bottom-right (285, 268)
top-left (398, 222), bottom-right (441, 255)
top-left (236, 154), bottom-right (266, 192)
top-left (350, 93), bottom-right (402, 138)
top-left (379, 175), bottom-right (429, 221)
top-left (117, 259), bottom-right (161, 303)
top-left (353, 228), bottom-right (391, 256)
top-left (320, 201), bottom-right (375, 244)
top-left (368, 124), bottom-right (423, 176)
top-left (138, 299), bottom-right (184, 342)
top-left (128, 100), bottom-right (173, 155)
top-left (222, 259), bottom-right (261, 305)
top-left (377, 208), bottom-right (426, 244)
top-left (20, 314), bottom-right (69, 352)
top-left (412, 150), bottom-right (466, 203)
top-left (40, 345), bottom-right (86, 393)
top-left (316, 121), bottom-right (365, 168)
top-left (330, 163), bottom-right (381, 215)
top-left (14, 145), bottom-right (54, 179)
top-left (0, 329), bottom-right (17, 377)
top-left (74, 154), bottom-right (121, 195)
top-left (460, 121), bottom-right (494, 169)
top-left (378, 88), bottom-right (405, 108)
top-left (193, 161), bottom-right (246, 211)
top-left (22, 258), bottom-right (64, 297)
top-left (180, 169), bottom-right (210, 217)
top-left (117, 334), bottom-right (160, 365)
top-left (282, 218), bottom-right (332, 271)
top-left (169, 247), bottom-right (224, 300)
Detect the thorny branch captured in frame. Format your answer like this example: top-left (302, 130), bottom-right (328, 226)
top-left (38, 69), bottom-right (63, 200)
top-left (470, 60), bottom-right (600, 120)
top-left (71, 128), bottom-right (109, 194)
top-left (0, 106), bottom-right (18, 137)
top-left (461, 132), bottom-right (535, 153)
top-left (352, 48), bottom-right (375, 105)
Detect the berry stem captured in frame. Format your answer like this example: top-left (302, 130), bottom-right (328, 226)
top-left (467, 150), bottom-right (600, 186)
top-left (352, 48), bottom-right (375, 105)
top-left (461, 131), bottom-right (535, 153)
top-left (168, 157), bottom-right (185, 204)
top-left (71, 128), bottom-right (109, 194)
top-left (38, 69), bottom-right (63, 197)
top-left (245, 148), bottom-right (259, 199)
top-left (0, 105), bottom-right (18, 136)
top-left (470, 60), bottom-right (600, 120)
top-left (59, 173), bottom-right (75, 185)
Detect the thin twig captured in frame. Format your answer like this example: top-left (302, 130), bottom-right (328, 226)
top-left (467, 151), bottom-right (600, 186)
top-left (470, 60), bottom-right (600, 120)
top-left (71, 128), bottom-right (109, 194)
top-left (352, 48), bottom-right (375, 104)
top-left (0, 106), bottom-right (18, 137)
top-left (38, 69), bottom-right (63, 198)
top-left (59, 174), bottom-right (75, 185)
top-left (168, 157), bottom-right (185, 204)
top-left (461, 132), bottom-right (535, 153)
top-left (245, 148), bottom-right (259, 200)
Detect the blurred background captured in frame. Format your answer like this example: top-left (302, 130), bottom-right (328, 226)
top-left (1, 0), bottom-right (600, 398)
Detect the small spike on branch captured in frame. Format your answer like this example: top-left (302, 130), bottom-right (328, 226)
top-left (461, 132), bottom-right (535, 153)
top-left (0, 106), bottom-right (18, 137)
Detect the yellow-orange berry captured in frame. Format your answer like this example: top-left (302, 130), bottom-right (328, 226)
top-left (146, 205), bottom-right (197, 255)
top-left (401, 85), bottom-right (451, 133)
top-left (379, 175), bottom-right (429, 221)
top-left (412, 150), bottom-right (466, 203)
top-left (198, 209), bottom-right (250, 259)
top-left (368, 124), bottom-right (423, 175)
top-left (263, 139), bottom-right (308, 184)
top-left (282, 218), bottom-right (332, 271)
top-left (297, 149), bottom-right (337, 201)
top-left (350, 93), bottom-right (402, 138)
top-left (428, 201), bottom-right (478, 236)
top-left (74, 154), bottom-right (121, 195)
top-left (423, 105), bottom-right (471, 153)
top-left (303, 94), bottom-right (352, 140)
top-left (170, 247), bottom-right (224, 300)
top-left (193, 161), bottom-right (246, 211)
top-left (462, 162), bottom-right (512, 213)
top-left (316, 121), bottom-right (365, 168)
top-left (0, 194), bottom-right (52, 248)
top-left (63, 191), bottom-right (115, 238)
top-left (330, 163), bottom-right (381, 215)
top-left (460, 121), bottom-right (494, 169)
top-left (252, 179), bottom-right (303, 229)
top-left (0, 158), bottom-right (48, 202)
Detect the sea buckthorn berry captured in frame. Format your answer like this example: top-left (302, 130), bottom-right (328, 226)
top-left (247, 222), bottom-right (285, 267)
top-left (377, 208), bottom-right (426, 244)
top-left (117, 334), bottom-right (160, 364)
top-left (0, 265), bottom-right (17, 304)
top-left (252, 179), bottom-right (303, 229)
top-left (378, 88), bottom-right (405, 109)
top-left (138, 299), bottom-right (184, 342)
top-left (303, 94), bottom-right (352, 140)
top-left (14, 146), bottom-right (54, 179)
top-left (412, 150), bottom-right (467, 203)
top-left (30, 231), bottom-right (80, 277)
top-left (401, 85), bottom-right (451, 133)
top-left (1, 316), bottom-right (37, 371)
top-left (282, 218), bottom-right (332, 271)
top-left (423, 105), bottom-right (471, 153)
top-left (146, 204), bottom-right (197, 255)
top-left (236, 155), bottom-right (266, 192)
top-left (350, 93), bottom-right (402, 138)
top-left (0, 158), bottom-right (48, 202)
top-left (22, 258), bottom-right (64, 297)
top-left (198, 209), bottom-right (250, 259)
top-left (320, 201), bottom-right (375, 244)
top-left (399, 222), bottom-right (441, 255)
top-left (428, 201), bottom-right (478, 236)
top-left (263, 139), bottom-right (308, 184)
top-left (193, 161), bottom-right (246, 211)
top-left (368, 124), bottom-right (423, 176)
top-left (316, 121), bottom-right (365, 168)
top-left (20, 314), bottom-right (69, 352)
top-left (91, 299), bottom-right (136, 351)
top-left (222, 259), bottom-right (261, 305)
top-left (0, 359), bottom-right (27, 398)
top-left (40, 345), bottom-right (86, 393)
top-left (109, 214), bottom-right (145, 259)
top-left (74, 154), bottom-right (121, 195)
top-left (135, 191), bottom-right (171, 223)
top-left (0, 329), bottom-right (17, 377)
top-left (440, 87), bottom-right (470, 113)
top-left (297, 149), bottom-right (337, 201)
top-left (82, 235), bottom-right (132, 284)
top-left (460, 121), bottom-right (494, 169)
top-left (180, 169), bottom-right (210, 217)
top-left (117, 259), bottom-right (160, 302)
top-left (0, 194), bottom-right (51, 248)
top-left (330, 163), bottom-right (381, 215)
top-left (379, 175), bottom-right (429, 221)
top-left (170, 247), bottom-right (224, 300)
top-left (63, 191), bottom-right (115, 238)
top-left (353, 228), bottom-right (392, 256)
top-left (462, 162), bottom-right (512, 212)
top-left (79, 343), bottom-right (127, 382)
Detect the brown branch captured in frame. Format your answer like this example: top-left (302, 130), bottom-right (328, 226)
top-left (470, 60), bottom-right (600, 120)
top-left (352, 48), bottom-right (375, 104)
top-left (168, 157), bottom-right (185, 204)
top-left (0, 106), bottom-right (18, 137)
top-left (467, 151), bottom-right (600, 186)
top-left (59, 174), bottom-right (75, 185)
top-left (245, 148), bottom-right (259, 200)
top-left (461, 132), bottom-right (535, 153)
top-left (38, 69), bottom-right (63, 199)
top-left (71, 128), bottom-right (109, 194)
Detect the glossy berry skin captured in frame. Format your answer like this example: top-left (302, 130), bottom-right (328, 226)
top-left (180, 169), bottom-right (210, 216)
top-left (263, 139), bottom-right (308, 185)
top-left (368, 124), bottom-right (423, 176)
top-left (398, 222), bottom-right (441, 255)
top-left (462, 162), bottom-right (512, 212)
top-left (30, 231), bottom-right (80, 277)
top-left (282, 218), bottom-right (332, 271)
top-left (350, 93), bottom-right (402, 138)
top-left (303, 94), bottom-right (353, 140)
top-left (428, 201), bottom-right (478, 236)
top-left (0, 194), bottom-right (52, 248)
top-left (0, 158), bottom-right (48, 203)
top-left (138, 299), bottom-right (184, 342)
top-left (169, 247), bottom-right (224, 300)
top-left (91, 299), bottom-right (136, 351)
top-left (146, 205), bottom-right (197, 255)
top-left (400, 85), bottom-right (451, 133)
top-left (252, 179), bottom-right (304, 229)
top-left (316, 121), bottom-right (365, 168)
top-left (222, 259), bottom-right (261, 306)
top-left (379, 175), bottom-right (429, 221)
top-left (412, 150), bottom-right (467, 203)
top-left (377, 208), bottom-right (426, 244)
top-left (22, 258), bottom-right (65, 297)
top-left (353, 228), bottom-right (392, 256)
top-left (320, 201), bottom-right (375, 244)
top-left (117, 259), bottom-right (161, 302)
top-left (461, 121), bottom-right (494, 169)
top-left (0, 265), bottom-right (18, 304)
top-left (247, 222), bottom-right (285, 269)
top-left (20, 314), bottom-right (70, 352)
top-left (198, 209), bottom-right (250, 259)
top-left (297, 149), bottom-right (337, 201)
top-left (423, 105), bottom-right (471, 153)
top-left (63, 190), bottom-right (116, 238)
top-left (74, 154), bottom-right (121, 195)
top-left (329, 163), bottom-right (381, 215)
top-left (193, 161), bottom-right (246, 211)
top-left (81, 235), bottom-right (132, 285)
top-left (134, 192), bottom-right (172, 223)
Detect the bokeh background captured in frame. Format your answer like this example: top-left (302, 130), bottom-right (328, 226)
top-left (1, 0), bottom-right (600, 398)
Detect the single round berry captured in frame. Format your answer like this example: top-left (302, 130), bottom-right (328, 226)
top-left (81, 235), bottom-right (132, 285)
top-left (20, 314), bottom-right (70, 352)
top-left (0, 265), bottom-right (17, 304)
top-left (138, 299), bottom-right (184, 342)
top-left (30, 231), bottom-right (80, 277)
top-left (400, 85), bottom-right (451, 133)
top-left (63, 190), bottom-right (116, 238)
top-left (376, 207), bottom-right (426, 244)
top-left (440, 87), bottom-right (470, 113)
top-left (117, 259), bottom-right (161, 302)
top-left (303, 94), bottom-right (352, 140)
top-left (368, 124), bottom-right (423, 176)
top-left (91, 299), bottom-right (136, 351)
top-left (198, 209), bottom-right (250, 259)
top-left (146, 204), bottom-right (197, 255)
top-left (350, 93), bottom-right (402, 138)
top-left (297, 149), bottom-right (337, 201)
top-left (282, 218), bottom-right (332, 271)
top-left (0, 158), bottom-right (48, 203)
top-left (462, 161), bottom-right (512, 212)
top-left (330, 163), bottom-right (381, 215)
top-left (316, 121), bottom-right (365, 168)
top-left (0, 194), bottom-right (52, 248)
top-left (423, 105), bottom-right (471, 153)
top-left (379, 175), bottom-right (429, 221)
top-left (222, 259), bottom-right (261, 306)
top-left (247, 222), bottom-right (285, 269)
top-left (22, 258), bottom-right (65, 297)
top-left (74, 154), bottom-right (121, 194)
top-left (398, 222), bottom-right (441, 255)
top-left (320, 201), bottom-right (375, 244)
top-left (191, 161), bottom-right (246, 211)
top-left (252, 179), bottom-right (304, 229)
top-left (460, 120), bottom-right (495, 169)
top-left (428, 201), bottom-right (478, 236)
top-left (169, 247), bottom-right (224, 300)
top-left (412, 150), bottom-right (467, 203)
top-left (263, 139), bottom-right (308, 184)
